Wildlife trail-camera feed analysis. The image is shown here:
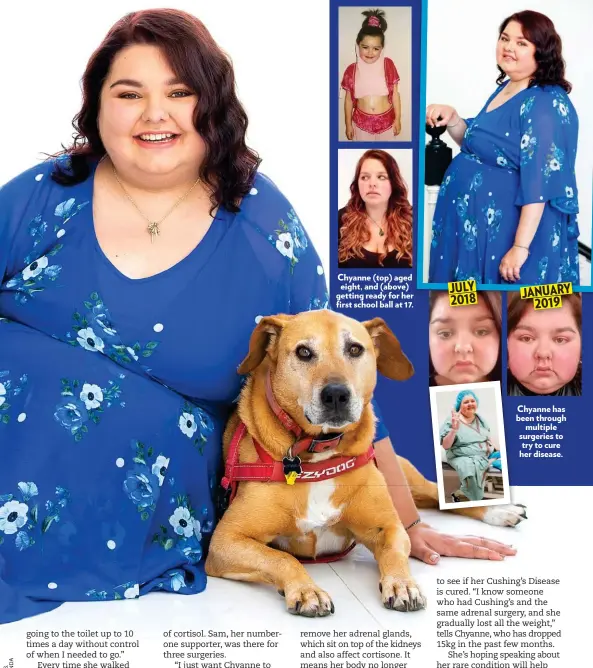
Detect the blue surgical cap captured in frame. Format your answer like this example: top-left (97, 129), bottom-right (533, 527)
top-left (455, 389), bottom-right (479, 411)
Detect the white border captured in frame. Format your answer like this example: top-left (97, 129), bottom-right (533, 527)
top-left (429, 380), bottom-right (510, 509)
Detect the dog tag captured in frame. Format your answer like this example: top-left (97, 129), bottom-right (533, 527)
top-left (283, 455), bottom-right (302, 485)
top-left (285, 471), bottom-right (299, 485)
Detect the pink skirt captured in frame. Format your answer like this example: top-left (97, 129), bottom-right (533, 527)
top-left (353, 106), bottom-right (395, 134)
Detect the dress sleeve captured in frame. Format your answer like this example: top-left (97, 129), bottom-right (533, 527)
top-left (0, 159), bottom-right (66, 286)
top-left (0, 183), bottom-right (8, 284)
top-left (287, 216), bottom-right (329, 315)
top-left (515, 88), bottom-right (579, 215)
top-left (440, 417), bottom-right (455, 442)
top-left (0, 163), bottom-right (48, 285)
top-left (385, 58), bottom-right (400, 86)
top-left (341, 64), bottom-right (355, 95)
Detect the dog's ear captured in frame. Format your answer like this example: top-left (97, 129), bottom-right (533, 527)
top-left (237, 314), bottom-right (292, 374)
top-left (363, 317), bottom-right (414, 381)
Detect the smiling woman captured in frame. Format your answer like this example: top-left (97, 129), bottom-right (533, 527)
top-left (340, 9), bottom-right (402, 141)
top-left (0, 8), bottom-right (332, 624)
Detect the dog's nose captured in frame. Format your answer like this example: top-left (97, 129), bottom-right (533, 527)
top-left (320, 384), bottom-right (351, 410)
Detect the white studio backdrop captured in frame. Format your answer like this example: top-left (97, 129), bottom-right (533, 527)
top-left (424, 0), bottom-right (593, 275)
top-left (0, 0), bottom-right (330, 275)
top-left (337, 148), bottom-right (414, 210)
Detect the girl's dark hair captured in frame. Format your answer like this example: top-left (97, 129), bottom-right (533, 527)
top-left (496, 10), bottom-right (572, 92)
top-left (338, 149), bottom-right (413, 267)
top-left (356, 9), bottom-right (388, 46)
top-left (50, 8), bottom-right (260, 213)
top-left (428, 291), bottom-right (503, 385)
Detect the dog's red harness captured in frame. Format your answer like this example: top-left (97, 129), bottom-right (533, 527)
top-left (219, 372), bottom-right (376, 563)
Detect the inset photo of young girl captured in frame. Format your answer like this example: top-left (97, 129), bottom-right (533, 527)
top-left (338, 148), bottom-right (413, 268)
top-left (339, 6), bottom-right (412, 142)
top-left (430, 383), bottom-right (510, 510)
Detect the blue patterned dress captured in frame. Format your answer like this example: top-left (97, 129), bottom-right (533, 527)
top-left (429, 83), bottom-right (580, 285)
top-left (0, 158), bottom-right (331, 623)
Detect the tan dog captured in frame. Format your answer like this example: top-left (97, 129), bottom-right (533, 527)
top-left (205, 310), bottom-right (525, 617)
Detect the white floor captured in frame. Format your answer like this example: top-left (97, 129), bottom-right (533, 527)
top-left (1, 487), bottom-right (591, 666)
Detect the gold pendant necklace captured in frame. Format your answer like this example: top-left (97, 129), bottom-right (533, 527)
top-left (368, 214), bottom-right (385, 237)
top-left (112, 165), bottom-right (201, 243)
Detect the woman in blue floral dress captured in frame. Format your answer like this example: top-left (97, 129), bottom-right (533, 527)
top-left (0, 9), bottom-right (335, 623)
top-left (0, 9), bottom-right (520, 625)
top-left (427, 11), bottom-right (580, 285)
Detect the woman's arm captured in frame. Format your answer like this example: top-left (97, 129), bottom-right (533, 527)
top-left (344, 91), bottom-right (354, 140)
top-left (499, 203), bottom-right (546, 282)
top-left (426, 105), bottom-right (466, 146)
top-left (374, 436), bottom-right (517, 564)
top-left (393, 85), bottom-right (402, 135)
top-left (445, 113), bottom-right (467, 147)
top-left (374, 436), bottom-right (421, 528)
top-left (441, 428), bottom-right (457, 450)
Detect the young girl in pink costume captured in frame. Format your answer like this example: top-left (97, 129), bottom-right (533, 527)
top-left (341, 9), bottom-right (401, 141)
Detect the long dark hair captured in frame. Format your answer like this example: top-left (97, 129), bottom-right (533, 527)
top-left (338, 150), bottom-right (413, 266)
top-left (496, 10), bottom-right (571, 92)
top-left (356, 9), bottom-right (387, 46)
top-left (50, 8), bottom-right (260, 212)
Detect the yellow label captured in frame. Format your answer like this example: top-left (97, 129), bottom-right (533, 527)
top-left (533, 295), bottom-right (563, 310)
top-left (520, 282), bottom-right (572, 299)
top-left (449, 292), bottom-right (479, 307)
top-left (285, 471), bottom-right (299, 485)
top-left (448, 280), bottom-right (477, 295)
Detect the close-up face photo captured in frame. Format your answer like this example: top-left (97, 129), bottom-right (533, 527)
top-left (429, 293), bottom-right (501, 385)
top-left (98, 43), bottom-right (204, 178)
top-left (357, 158), bottom-right (392, 206)
top-left (496, 20), bottom-right (537, 80)
top-left (507, 301), bottom-right (582, 395)
top-left (358, 35), bottom-right (384, 63)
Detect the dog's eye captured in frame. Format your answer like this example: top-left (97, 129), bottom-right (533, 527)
top-left (348, 344), bottom-right (364, 357)
top-left (296, 346), bottom-right (313, 361)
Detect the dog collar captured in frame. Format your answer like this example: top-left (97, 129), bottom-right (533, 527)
top-left (265, 370), bottom-right (344, 456)
top-left (221, 423), bottom-right (375, 494)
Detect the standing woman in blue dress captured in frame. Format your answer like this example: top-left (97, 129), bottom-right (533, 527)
top-left (427, 10), bottom-right (579, 285)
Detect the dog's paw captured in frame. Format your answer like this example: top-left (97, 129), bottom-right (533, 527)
top-left (285, 583), bottom-right (335, 617)
top-left (483, 504), bottom-right (527, 527)
top-left (380, 576), bottom-right (426, 612)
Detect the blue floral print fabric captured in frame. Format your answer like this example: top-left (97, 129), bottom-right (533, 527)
top-left (0, 159), bottom-right (336, 623)
top-left (429, 83), bottom-right (580, 285)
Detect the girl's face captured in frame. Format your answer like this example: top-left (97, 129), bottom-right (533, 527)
top-left (358, 36), bottom-right (383, 64)
top-left (496, 20), bottom-right (537, 81)
top-left (98, 44), bottom-right (204, 179)
top-left (459, 395), bottom-right (478, 417)
top-left (358, 158), bottom-right (392, 207)
top-left (429, 295), bottom-right (499, 385)
top-left (508, 303), bottom-right (581, 394)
